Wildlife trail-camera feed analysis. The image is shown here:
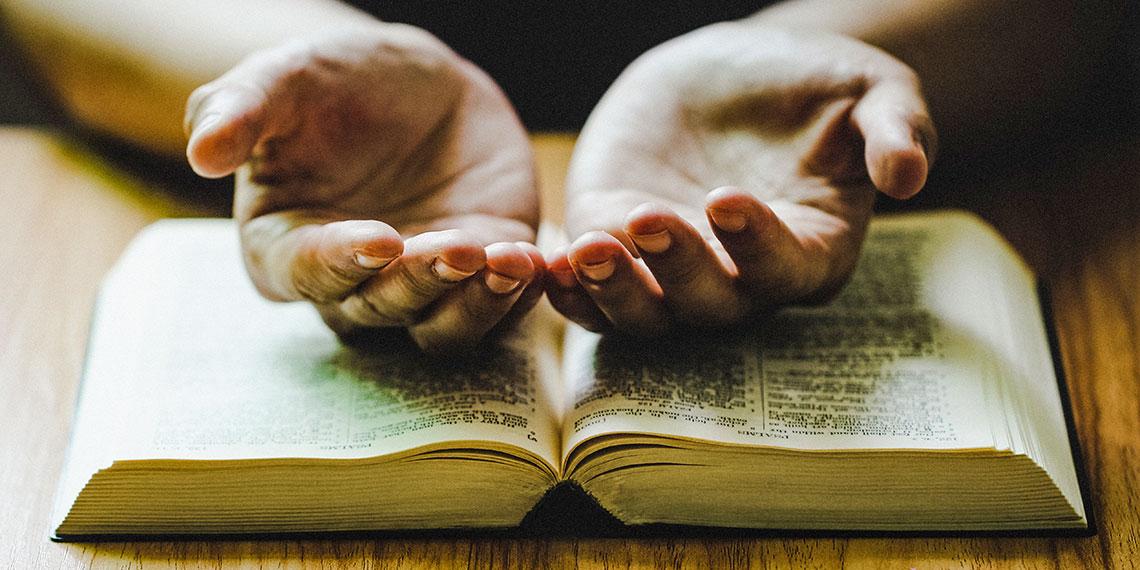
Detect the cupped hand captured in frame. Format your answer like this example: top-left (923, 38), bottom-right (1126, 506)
top-left (184, 25), bottom-right (543, 352)
top-left (547, 23), bottom-right (936, 335)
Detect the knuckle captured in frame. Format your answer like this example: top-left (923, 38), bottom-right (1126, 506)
top-left (653, 256), bottom-right (706, 288)
top-left (291, 273), bottom-right (332, 303)
top-left (289, 244), bottom-right (349, 304)
top-left (345, 292), bottom-right (415, 327)
top-left (399, 262), bottom-right (447, 301)
top-left (460, 290), bottom-right (509, 325)
top-left (321, 254), bottom-right (365, 292)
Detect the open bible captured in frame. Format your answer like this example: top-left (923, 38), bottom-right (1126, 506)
top-left (52, 211), bottom-right (1091, 539)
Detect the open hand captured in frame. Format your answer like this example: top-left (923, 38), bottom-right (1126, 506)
top-left (547, 24), bottom-right (936, 335)
top-left (184, 25), bottom-right (543, 352)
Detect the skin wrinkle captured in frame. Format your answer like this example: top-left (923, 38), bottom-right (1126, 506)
top-left (181, 7), bottom-right (1009, 346)
top-left (349, 72), bottom-right (535, 233)
top-left (7, 0), bottom-right (1113, 350)
top-left (349, 285), bottom-right (414, 326)
top-left (178, 25), bottom-right (543, 350)
top-left (692, 98), bottom-right (867, 210)
top-left (246, 35), bottom-right (471, 217)
top-left (243, 210), bottom-right (347, 300)
top-left (401, 151), bottom-right (537, 237)
top-left (697, 76), bottom-right (868, 139)
top-left (799, 99), bottom-right (865, 183)
top-left (371, 96), bottom-right (464, 203)
top-left (555, 24), bottom-right (929, 334)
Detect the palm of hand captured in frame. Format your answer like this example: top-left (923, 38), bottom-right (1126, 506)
top-left (228, 35), bottom-right (536, 241)
top-left (186, 28), bottom-right (542, 352)
top-left (549, 24), bottom-right (934, 334)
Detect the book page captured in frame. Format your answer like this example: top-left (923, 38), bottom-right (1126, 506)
top-left (562, 212), bottom-right (1005, 458)
top-left (61, 220), bottom-right (562, 483)
top-left (987, 224), bottom-right (1087, 520)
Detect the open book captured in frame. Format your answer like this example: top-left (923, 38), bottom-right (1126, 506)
top-left (52, 211), bottom-right (1091, 539)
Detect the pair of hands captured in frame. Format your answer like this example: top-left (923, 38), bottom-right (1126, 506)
top-left (184, 21), bottom-right (935, 353)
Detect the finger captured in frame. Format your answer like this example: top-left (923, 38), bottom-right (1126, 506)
top-left (566, 231), bottom-right (669, 336)
top-left (705, 187), bottom-right (828, 303)
top-left (851, 77), bottom-right (937, 199)
top-left (185, 79), bottom-right (271, 179)
top-left (338, 230), bottom-right (486, 327)
top-left (495, 242), bottom-right (548, 326)
top-left (408, 242), bottom-right (536, 352)
top-left (242, 214), bottom-right (404, 303)
top-left (565, 189), bottom-right (707, 257)
top-left (624, 203), bottom-right (747, 325)
top-left (544, 246), bottom-right (611, 332)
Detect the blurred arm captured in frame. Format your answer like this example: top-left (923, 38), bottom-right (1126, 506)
top-left (0, 0), bottom-right (375, 156)
top-left (751, 0), bottom-right (1123, 156)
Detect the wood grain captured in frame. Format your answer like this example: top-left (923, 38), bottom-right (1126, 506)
top-left (0, 127), bottom-right (1136, 569)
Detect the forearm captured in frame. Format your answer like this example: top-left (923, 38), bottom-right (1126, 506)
top-left (1, 0), bottom-right (376, 156)
top-left (749, 0), bottom-right (1122, 153)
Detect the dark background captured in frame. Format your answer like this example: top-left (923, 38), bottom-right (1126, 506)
top-left (0, 2), bottom-right (1135, 194)
top-left (358, 1), bottom-right (762, 129)
top-left (0, 1), bottom-right (763, 130)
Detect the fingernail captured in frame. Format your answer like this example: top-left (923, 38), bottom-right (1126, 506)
top-left (432, 258), bottom-right (477, 282)
top-left (708, 209), bottom-right (747, 233)
top-left (193, 113), bottom-right (221, 138)
top-left (629, 230), bottom-right (672, 254)
top-left (484, 271), bottom-right (522, 294)
top-left (355, 252), bottom-right (396, 269)
top-left (915, 129), bottom-right (932, 159)
top-left (579, 258), bottom-right (615, 281)
top-left (551, 268), bottom-right (577, 288)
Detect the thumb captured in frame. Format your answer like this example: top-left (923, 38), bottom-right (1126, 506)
top-left (243, 214), bottom-right (405, 303)
top-left (851, 77), bottom-right (937, 199)
top-left (184, 80), bottom-right (270, 179)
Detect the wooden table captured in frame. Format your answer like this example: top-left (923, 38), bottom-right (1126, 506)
top-left (1, 127), bottom-right (1137, 568)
